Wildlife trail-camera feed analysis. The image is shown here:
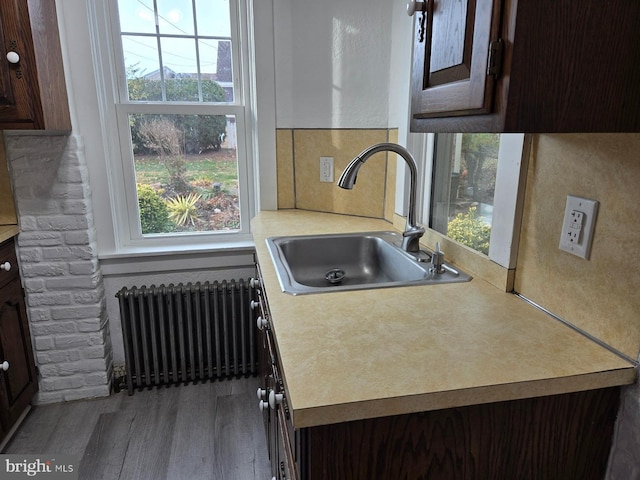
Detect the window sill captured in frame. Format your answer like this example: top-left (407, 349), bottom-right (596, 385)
top-left (98, 238), bottom-right (256, 276)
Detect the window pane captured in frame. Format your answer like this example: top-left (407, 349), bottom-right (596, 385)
top-left (196, 0), bottom-right (231, 37)
top-left (122, 35), bottom-right (161, 85)
top-left (198, 39), bottom-right (234, 102)
top-left (430, 133), bottom-right (499, 255)
top-left (119, 0), bottom-right (235, 103)
top-left (160, 37), bottom-right (199, 101)
top-left (156, 0), bottom-right (195, 35)
top-left (118, 0), bottom-right (156, 34)
top-left (130, 114), bottom-right (240, 235)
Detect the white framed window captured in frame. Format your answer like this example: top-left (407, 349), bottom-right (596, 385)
top-left (91, 0), bottom-right (258, 252)
top-left (417, 133), bottom-right (528, 268)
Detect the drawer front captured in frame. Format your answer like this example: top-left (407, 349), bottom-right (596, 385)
top-left (0, 238), bottom-right (18, 290)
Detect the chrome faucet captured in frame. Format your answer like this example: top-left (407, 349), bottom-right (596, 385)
top-left (337, 142), bottom-right (425, 253)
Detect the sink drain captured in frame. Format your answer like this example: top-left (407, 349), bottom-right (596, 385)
top-left (325, 268), bottom-right (345, 285)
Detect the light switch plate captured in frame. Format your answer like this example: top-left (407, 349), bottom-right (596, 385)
top-left (559, 195), bottom-right (599, 259)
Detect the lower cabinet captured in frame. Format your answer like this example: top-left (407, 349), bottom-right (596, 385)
top-left (254, 264), bottom-right (299, 480)
top-left (0, 237), bottom-right (38, 444)
top-left (252, 265), bottom-right (620, 480)
top-left (299, 388), bottom-right (619, 479)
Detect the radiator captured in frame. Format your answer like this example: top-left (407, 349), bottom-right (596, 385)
top-left (116, 280), bottom-right (257, 395)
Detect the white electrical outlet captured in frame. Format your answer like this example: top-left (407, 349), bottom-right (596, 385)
top-left (320, 157), bottom-right (334, 182)
top-left (559, 195), bottom-right (599, 259)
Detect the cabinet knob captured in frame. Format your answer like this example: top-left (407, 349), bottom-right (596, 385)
top-left (269, 389), bottom-right (284, 410)
top-left (250, 300), bottom-right (259, 310)
top-left (257, 387), bottom-right (267, 400)
top-left (0, 361), bottom-right (9, 371)
top-left (249, 277), bottom-right (258, 289)
top-left (0, 262), bottom-right (11, 272)
top-left (6, 51), bottom-right (20, 64)
top-left (406, 0), bottom-right (426, 16)
top-left (259, 399), bottom-right (268, 411)
top-left (257, 316), bottom-right (269, 331)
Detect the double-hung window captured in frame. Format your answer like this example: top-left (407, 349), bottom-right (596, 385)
top-left (104, 0), bottom-right (254, 250)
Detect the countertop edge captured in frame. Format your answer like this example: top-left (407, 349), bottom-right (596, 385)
top-left (292, 367), bottom-right (637, 428)
top-left (0, 225), bottom-right (20, 244)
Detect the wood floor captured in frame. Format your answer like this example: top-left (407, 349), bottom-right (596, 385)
top-left (3, 377), bottom-right (271, 480)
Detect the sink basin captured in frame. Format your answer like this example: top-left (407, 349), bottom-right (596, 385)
top-left (266, 231), bottom-right (471, 295)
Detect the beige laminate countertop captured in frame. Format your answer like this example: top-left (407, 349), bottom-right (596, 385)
top-left (0, 225), bottom-right (19, 244)
top-left (252, 210), bottom-right (637, 429)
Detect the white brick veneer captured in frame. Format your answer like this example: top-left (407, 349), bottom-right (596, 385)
top-left (5, 134), bottom-right (111, 403)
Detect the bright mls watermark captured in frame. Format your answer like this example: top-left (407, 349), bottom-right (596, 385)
top-left (0, 455), bottom-right (78, 479)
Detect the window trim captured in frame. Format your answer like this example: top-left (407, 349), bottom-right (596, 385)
top-left (85, 0), bottom-right (276, 257)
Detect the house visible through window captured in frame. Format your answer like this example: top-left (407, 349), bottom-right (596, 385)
top-left (110, 0), bottom-right (251, 243)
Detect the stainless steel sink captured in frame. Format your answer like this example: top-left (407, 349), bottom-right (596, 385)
top-left (266, 231), bottom-right (472, 295)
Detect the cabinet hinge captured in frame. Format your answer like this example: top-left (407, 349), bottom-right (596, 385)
top-left (487, 39), bottom-right (504, 78)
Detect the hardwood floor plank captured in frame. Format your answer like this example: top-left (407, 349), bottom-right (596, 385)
top-left (43, 397), bottom-right (120, 456)
top-left (2, 378), bottom-right (271, 480)
top-left (5, 396), bottom-right (118, 456)
top-left (3, 403), bottom-right (64, 454)
top-left (116, 386), bottom-right (180, 480)
top-left (78, 411), bottom-right (136, 480)
top-left (165, 381), bottom-right (222, 479)
top-left (212, 380), bottom-right (271, 479)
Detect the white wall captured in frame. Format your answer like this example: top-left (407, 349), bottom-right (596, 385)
top-left (387, 2), bottom-right (415, 139)
top-left (274, 0), bottom-right (399, 128)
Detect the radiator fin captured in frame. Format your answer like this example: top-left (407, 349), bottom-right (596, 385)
top-left (116, 280), bottom-right (257, 395)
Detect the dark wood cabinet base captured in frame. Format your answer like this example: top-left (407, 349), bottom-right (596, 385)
top-left (301, 387), bottom-right (619, 480)
top-left (255, 260), bottom-right (620, 480)
top-left (0, 237), bottom-right (38, 446)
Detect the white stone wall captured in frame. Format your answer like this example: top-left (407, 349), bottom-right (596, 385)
top-left (5, 134), bottom-right (111, 403)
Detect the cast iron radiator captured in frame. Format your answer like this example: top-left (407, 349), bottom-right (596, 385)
top-left (116, 280), bottom-right (257, 395)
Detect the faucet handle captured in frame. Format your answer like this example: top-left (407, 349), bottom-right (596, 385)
top-left (401, 225), bottom-right (425, 253)
top-left (402, 226), bottom-right (425, 237)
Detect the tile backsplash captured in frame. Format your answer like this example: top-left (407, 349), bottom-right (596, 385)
top-left (515, 133), bottom-right (640, 360)
top-left (276, 128), bottom-right (397, 222)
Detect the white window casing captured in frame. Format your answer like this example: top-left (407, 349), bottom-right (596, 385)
top-left (84, 0), bottom-right (276, 257)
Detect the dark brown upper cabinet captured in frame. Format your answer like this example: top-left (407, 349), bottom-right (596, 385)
top-left (0, 0), bottom-right (71, 131)
top-left (410, 0), bottom-right (640, 133)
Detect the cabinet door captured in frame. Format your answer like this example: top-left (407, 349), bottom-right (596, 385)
top-left (0, 30), bottom-right (17, 117)
top-left (0, 0), bottom-right (70, 130)
top-left (0, 279), bottom-right (38, 432)
top-left (276, 405), bottom-right (298, 480)
top-left (411, 0), bottom-right (502, 119)
top-left (0, 0), bottom-right (36, 126)
top-left (257, 327), bottom-right (272, 444)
